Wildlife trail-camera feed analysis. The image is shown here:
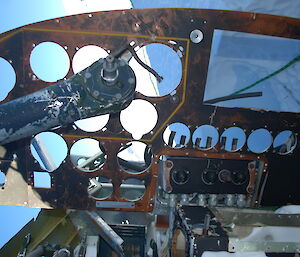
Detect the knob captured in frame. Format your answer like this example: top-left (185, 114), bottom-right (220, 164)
top-left (218, 169), bottom-right (232, 183)
top-left (171, 169), bottom-right (189, 185)
top-left (202, 169), bottom-right (217, 185)
top-left (232, 171), bottom-right (247, 185)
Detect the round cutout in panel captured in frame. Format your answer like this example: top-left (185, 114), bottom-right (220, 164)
top-left (30, 42), bottom-right (70, 82)
top-left (72, 45), bottom-right (108, 74)
top-left (129, 43), bottom-right (182, 97)
top-left (74, 114), bottom-right (109, 132)
top-left (88, 176), bottom-right (113, 200)
top-left (163, 122), bottom-right (190, 149)
top-left (0, 171), bottom-right (6, 187)
top-left (220, 127), bottom-right (246, 152)
top-left (247, 128), bottom-right (273, 153)
top-left (273, 130), bottom-right (297, 155)
top-left (120, 99), bottom-right (158, 140)
top-left (120, 178), bottom-right (145, 201)
top-left (30, 132), bottom-right (68, 172)
top-left (192, 125), bottom-right (219, 150)
top-left (0, 57), bottom-right (16, 101)
top-left (70, 138), bottom-right (106, 172)
top-left (117, 141), bottom-right (152, 174)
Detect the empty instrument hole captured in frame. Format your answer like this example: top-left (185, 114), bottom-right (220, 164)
top-left (70, 138), bottom-right (106, 172)
top-left (30, 132), bottom-right (68, 172)
top-left (72, 45), bottom-right (108, 74)
top-left (120, 178), bottom-right (145, 201)
top-left (117, 141), bottom-right (152, 174)
top-left (88, 176), bottom-right (113, 200)
top-left (120, 99), bottom-right (158, 140)
top-left (273, 130), bottom-right (297, 155)
top-left (74, 114), bottom-right (109, 132)
top-left (129, 43), bottom-right (182, 97)
top-left (0, 57), bottom-right (16, 101)
top-left (192, 125), bottom-right (219, 150)
top-left (247, 128), bottom-right (273, 153)
top-left (220, 127), bottom-right (246, 152)
top-left (30, 42), bottom-right (70, 82)
top-left (163, 122), bottom-right (190, 149)
top-left (33, 171), bottom-right (51, 189)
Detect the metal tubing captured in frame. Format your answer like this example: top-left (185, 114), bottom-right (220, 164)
top-left (85, 211), bottom-right (125, 257)
top-left (0, 56), bottom-right (136, 146)
top-left (31, 136), bottom-right (57, 171)
top-left (0, 80), bottom-right (83, 145)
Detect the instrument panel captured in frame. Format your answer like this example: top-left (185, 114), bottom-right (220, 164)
top-left (0, 8), bottom-right (299, 212)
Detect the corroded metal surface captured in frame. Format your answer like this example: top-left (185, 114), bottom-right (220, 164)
top-left (0, 9), bottom-right (299, 211)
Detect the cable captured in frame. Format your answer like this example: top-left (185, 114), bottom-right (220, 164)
top-left (230, 54), bottom-right (300, 96)
top-left (112, 44), bottom-right (163, 82)
top-left (204, 92), bottom-right (262, 104)
top-left (141, 46), bottom-right (160, 95)
top-left (127, 45), bottom-right (163, 82)
top-left (204, 55), bottom-right (300, 104)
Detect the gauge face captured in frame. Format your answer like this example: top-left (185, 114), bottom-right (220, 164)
top-left (171, 229), bottom-right (187, 257)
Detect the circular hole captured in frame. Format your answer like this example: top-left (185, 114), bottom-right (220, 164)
top-left (273, 130), bottom-right (297, 155)
top-left (70, 138), bottom-right (106, 172)
top-left (30, 132), bottom-right (68, 172)
top-left (163, 122), bottom-right (190, 149)
top-left (192, 125), bottom-right (219, 150)
top-left (88, 176), bottom-right (113, 200)
top-left (0, 57), bottom-right (16, 101)
top-left (190, 29), bottom-right (204, 43)
top-left (72, 45), bottom-right (108, 74)
top-left (247, 128), bottom-right (273, 153)
top-left (74, 114), bottom-right (109, 132)
top-left (120, 99), bottom-right (158, 140)
top-left (0, 170), bottom-right (6, 187)
top-left (30, 42), bottom-right (70, 82)
top-left (220, 127), bottom-right (246, 152)
top-left (129, 43), bottom-right (182, 97)
top-left (120, 178), bottom-right (145, 201)
top-left (117, 141), bottom-right (152, 174)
